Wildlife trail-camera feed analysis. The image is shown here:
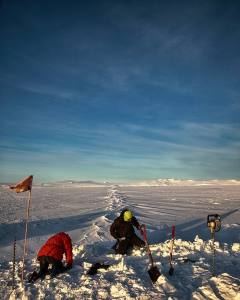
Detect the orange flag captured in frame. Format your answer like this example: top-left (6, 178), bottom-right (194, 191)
top-left (10, 175), bottom-right (33, 193)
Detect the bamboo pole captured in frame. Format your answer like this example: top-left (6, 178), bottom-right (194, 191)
top-left (12, 236), bottom-right (16, 290)
top-left (21, 190), bottom-right (32, 284)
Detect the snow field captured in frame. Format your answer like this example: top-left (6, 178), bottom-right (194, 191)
top-left (0, 184), bottom-right (240, 299)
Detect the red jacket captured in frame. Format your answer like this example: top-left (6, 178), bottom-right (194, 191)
top-left (38, 232), bottom-right (73, 265)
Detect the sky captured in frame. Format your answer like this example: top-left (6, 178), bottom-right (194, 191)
top-left (0, 0), bottom-right (240, 183)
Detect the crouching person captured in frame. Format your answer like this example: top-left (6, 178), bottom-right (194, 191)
top-left (110, 209), bottom-right (145, 255)
top-left (28, 232), bottom-right (73, 283)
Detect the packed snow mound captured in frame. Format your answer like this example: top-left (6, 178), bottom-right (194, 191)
top-left (2, 237), bottom-right (240, 300)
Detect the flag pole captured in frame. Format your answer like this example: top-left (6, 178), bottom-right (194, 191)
top-left (21, 189), bottom-right (32, 284)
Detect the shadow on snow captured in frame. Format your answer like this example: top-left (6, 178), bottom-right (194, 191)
top-left (0, 208), bottom-right (238, 248)
top-left (144, 208), bottom-right (239, 244)
top-left (0, 211), bottom-right (104, 247)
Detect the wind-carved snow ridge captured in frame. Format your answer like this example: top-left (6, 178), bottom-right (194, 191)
top-left (105, 185), bottom-right (126, 213)
top-left (104, 185), bottom-right (136, 226)
top-left (76, 186), bottom-right (133, 260)
top-left (78, 186), bottom-right (128, 247)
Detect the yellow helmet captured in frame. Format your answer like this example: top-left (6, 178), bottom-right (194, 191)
top-left (123, 210), bottom-right (133, 222)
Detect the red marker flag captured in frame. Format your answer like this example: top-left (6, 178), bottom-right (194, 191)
top-left (10, 175), bottom-right (33, 193)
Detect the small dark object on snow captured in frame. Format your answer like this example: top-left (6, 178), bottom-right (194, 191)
top-left (87, 263), bottom-right (110, 275)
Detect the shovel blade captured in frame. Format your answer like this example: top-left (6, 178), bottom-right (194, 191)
top-left (148, 266), bottom-right (161, 283)
top-left (168, 266), bottom-right (174, 276)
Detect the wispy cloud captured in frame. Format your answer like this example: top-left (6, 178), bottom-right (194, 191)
top-left (0, 74), bottom-right (75, 100)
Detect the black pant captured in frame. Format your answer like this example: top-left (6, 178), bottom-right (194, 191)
top-left (115, 234), bottom-right (145, 255)
top-left (38, 256), bottom-right (66, 279)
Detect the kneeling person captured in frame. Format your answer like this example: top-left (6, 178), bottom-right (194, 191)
top-left (28, 232), bottom-right (73, 283)
top-left (110, 209), bottom-right (145, 255)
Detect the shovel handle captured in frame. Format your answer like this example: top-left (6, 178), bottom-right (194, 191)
top-left (169, 225), bottom-right (175, 264)
top-left (141, 224), bottom-right (147, 242)
top-left (172, 225), bottom-right (175, 239)
top-left (141, 225), bottom-right (154, 267)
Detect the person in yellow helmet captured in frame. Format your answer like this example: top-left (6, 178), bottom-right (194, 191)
top-left (110, 209), bottom-right (144, 255)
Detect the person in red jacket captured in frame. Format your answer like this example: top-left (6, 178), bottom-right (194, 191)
top-left (28, 232), bottom-right (73, 283)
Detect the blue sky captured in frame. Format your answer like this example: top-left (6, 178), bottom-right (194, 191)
top-left (0, 0), bottom-right (240, 183)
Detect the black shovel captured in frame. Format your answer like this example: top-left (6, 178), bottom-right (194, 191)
top-left (141, 225), bottom-right (161, 283)
top-left (168, 225), bottom-right (175, 276)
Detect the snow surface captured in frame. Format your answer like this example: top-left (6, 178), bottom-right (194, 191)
top-left (0, 183), bottom-right (240, 299)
